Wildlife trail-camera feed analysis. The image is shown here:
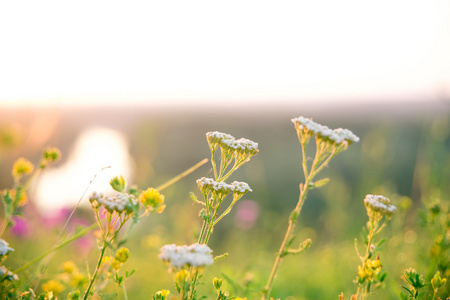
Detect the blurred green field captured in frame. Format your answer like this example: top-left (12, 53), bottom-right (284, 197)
top-left (0, 105), bottom-right (449, 299)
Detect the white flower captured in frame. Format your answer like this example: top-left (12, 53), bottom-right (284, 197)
top-left (89, 192), bottom-right (136, 213)
top-left (231, 181), bottom-right (252, 194)
top-left (291, 117), bottom-right (322, 134)
top-left (206, 131), bottom-right (234, 147)
top-left (197, 177), bottom-right (233, 195)
top-left (292, 116), bottom-right (360, 145)
top-left (0, 239), bottom-right (14, 256)
top-left (364, 194), bottom-right (396, 216)
top-left (0, 266), bottom-right (18, 280)
top-left (159, 243), bottom-right (214, 268)
top-left (232, 138), bottom-right (259, 155)
top-left (206, 131), bottom-right (258, 155)
top-left (334, 128), bottom-right (360, 143)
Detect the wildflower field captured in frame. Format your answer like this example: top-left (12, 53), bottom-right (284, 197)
top-left (0, 109), bottom-right (449, 300)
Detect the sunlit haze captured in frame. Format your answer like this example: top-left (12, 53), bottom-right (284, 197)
top-left (1, 0), bottom-right (450, 107)
top-left (34, 127), bottom-right (133, 213)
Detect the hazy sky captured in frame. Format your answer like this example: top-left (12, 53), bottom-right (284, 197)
top-left (1, 0), bottom-right (449, 107)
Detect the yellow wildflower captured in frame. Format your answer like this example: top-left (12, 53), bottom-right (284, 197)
top-left (139, 188), bottom-right (165, 211)
top-left (42, 280), bottom-right (64, 294)
top-left (12, 158), bottom-right (34, 179)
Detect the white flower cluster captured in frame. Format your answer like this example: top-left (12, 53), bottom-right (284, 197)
top-left (231, 181), bottom-right (252, 194)
top-left (89, 192), bottom-right (136, 213)
top-left (0, 239), bottom-right (14, 256)
top-left (291, 116), bottom-right (359, 144)
top-left (364, 194), bottom-right (397, 216)
top-left (206, 131), bottom-right (259, 155)
top-left (206, 131), bottom-right (234, 144)
top-left (159, 243), bottom-right (214, 268)
top-left (0, 266), bottom-right (18, 281)
top-left (196, 177), bottom-right (252, 195)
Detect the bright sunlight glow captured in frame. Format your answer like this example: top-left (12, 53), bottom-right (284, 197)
top-left (1, 0), bottom-right (449, 106)
top-left (34, 127), bottom-right (133, 214)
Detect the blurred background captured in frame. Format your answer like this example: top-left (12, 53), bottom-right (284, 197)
top-left (1, 1), bottom-right (450, 299)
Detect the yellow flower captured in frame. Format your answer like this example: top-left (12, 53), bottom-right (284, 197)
top-left (358, 265), bottom-right (366, 279)
top-left (42, 279), bottom-right (64, 294)
top-left (174, 269), bottom-right (190, 284)
top-left (139, 188), bottom-right (165, 211)
top-left (12, 158), bottom-right (34, 178)
top-left (62, 261), bottom-right (77, 274)
top-left (115, 248), bottom-right (130, 263)
top-left (154, 289), bottom-right (170, 300)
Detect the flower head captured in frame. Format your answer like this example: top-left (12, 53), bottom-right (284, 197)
top-left (291, 117), bottom-right (322, 135)
top-left (291, 116), bottom-right (360, 145)
top-left (115, 247), bottom-right (130, 263)
top-left (206, 131), bottom-right (234, 149)
top-left (159, 243), bottom-right (214, 269)
top-left (333, 128), bottom-right (360, 144)
top-left (364, 194), bottom-right (397, 217)
top-left (42, 147), bottom-right (62, 164)
top-left (0, 239), bottom-right (14, 256)
top-left (139, 188), bottom-right (165, 212)
top-left (232, 138), bottom-right (259, 155)
top-left (89, 192), bottom-right (136, 213)
top-left (231, 181), bottom-right (252, 194)
top-left (11, 157), bottom-right (34, 178)
top-left (0, 266), bottom-right (18, 281)
top-left (197, 177), bottom-right (233, 196)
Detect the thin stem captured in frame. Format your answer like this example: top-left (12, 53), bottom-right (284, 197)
top-left (156, 158), bottom-right (208, 191)
top-left (83, 241), bottom-right (108, 300)
top-left (262, 181), bottom-right (311, 299)
top-left (262, 136), bottom-right (342, 299)
top-left (14, 224), bottom-right (97, 274)
top-left (211, 150), bottom-right (218, 180)
top-left (213, 201), bottom-right (236, 226)
top-left (203, 208), bottom-right (219, 245)
top-left (301, 140), bottom-right (309, 179)
top-left (122, 283), bottom-right (129, 300)
top-left (188, 269), bottom-right (199, 300)
top-left (197, 220), bottom-right (208, 244)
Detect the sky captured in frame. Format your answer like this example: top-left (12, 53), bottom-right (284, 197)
top-left (1, 0), bottom-right (449, 107)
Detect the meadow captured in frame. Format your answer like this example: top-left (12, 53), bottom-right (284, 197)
top-left (0, 107), bottom-right (448, 299)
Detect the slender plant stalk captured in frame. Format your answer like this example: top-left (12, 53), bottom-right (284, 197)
top-left (83, 241), bottom-right (108, 300)
top-left (122, 283), bottom-right (129, 300)
top-left (262, 138), bottom-right (341, 299)
top-left (262, 175), bottom-right (312, 299)
top-left (13, 224), bottom-right (97, 274)
top-left (156, 158), bottom-right (208, 191)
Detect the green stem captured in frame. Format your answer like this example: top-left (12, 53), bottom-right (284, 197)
top-left (262, 138), bottom-right (339, 299)
top-left (156, 158), bottom-right (208, 191)
top-left (14, 224), bottom-right (97, 274)
top-left (122, 283), bottom-right (129, 300)
top-left (83, 241), bottom-right (108, 300)
top-left (197, 220), bottom-right (207, 244)
top-left (262, 181), bottom-right (311, 300)
top-left (203, 209), bottom-right (218, 245)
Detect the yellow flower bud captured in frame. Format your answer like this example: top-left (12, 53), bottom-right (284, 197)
top-left (115, 248), bottom-right (130, 263)
top-left (12, 158), bottom-right (34, 179)
top-left (42, 147), bottom-right (61, 164)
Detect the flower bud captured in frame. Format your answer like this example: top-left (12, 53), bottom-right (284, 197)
top-left (213, 277), bottom-right (223, 290)
top-left (115, 248), bottom-right (130, 263)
